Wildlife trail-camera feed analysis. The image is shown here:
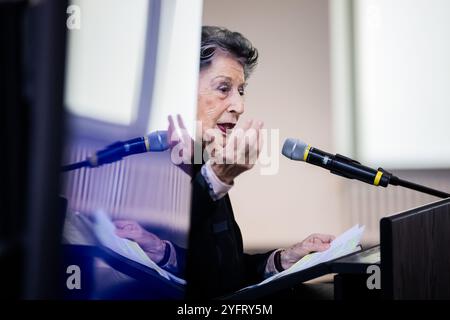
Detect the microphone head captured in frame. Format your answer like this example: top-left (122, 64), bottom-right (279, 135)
top-left (148, 130), bottom-right (170, 151)
top-left (282, 138), bottom-right (308, 161)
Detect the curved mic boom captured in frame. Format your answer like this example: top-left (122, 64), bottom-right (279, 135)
top-left (61, 131), bottom-right (169, 171)
top-left (282, 138), bottom-right (450, 198)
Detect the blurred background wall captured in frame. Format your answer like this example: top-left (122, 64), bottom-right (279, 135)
top-left (203, 0), bottom-right (450, 251)
top-left (203, 0), bottom-right (343, 250)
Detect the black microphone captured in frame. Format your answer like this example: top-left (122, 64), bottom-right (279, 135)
top-left (62, 131), bottom-right (169, 171)
top-left (282, 138), bottom-right (391, 187)
top-left (282, 138), bottom-right (450, 199)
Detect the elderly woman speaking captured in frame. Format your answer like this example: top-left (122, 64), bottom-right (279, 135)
top-left (115, 26), bottom-right (335, 299)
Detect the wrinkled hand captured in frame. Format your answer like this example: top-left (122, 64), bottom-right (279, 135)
top-left (113, 220), bottom-right (166, 263)
top-left (208, 119), bottom-right (264, 185)
top-left (281, 234), bottom-right (335, 270)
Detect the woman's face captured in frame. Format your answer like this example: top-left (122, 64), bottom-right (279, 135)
top-left (197, 50), bottom-right (246, 142)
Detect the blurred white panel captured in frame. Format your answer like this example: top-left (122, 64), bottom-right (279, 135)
top-left (65, 0), bottom-right (148, 125)
top-left (147, 0), bottom-right (203, 137)
top-left (330, 0), bottom-right (355, 156)
top-left (354, 0), bottom-right (450, 168)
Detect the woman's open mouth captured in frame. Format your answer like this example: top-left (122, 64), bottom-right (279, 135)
top-left (217, 123), bottom-right (236, 135)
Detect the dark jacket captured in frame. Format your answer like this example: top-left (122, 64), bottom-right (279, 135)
top-left (185, 166), bottom-right (273, 299)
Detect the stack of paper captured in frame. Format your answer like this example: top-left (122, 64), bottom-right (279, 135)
top-left (243, 224), bottom-right (365, 289)
top-left (92, 210), bottom-right (186, 285)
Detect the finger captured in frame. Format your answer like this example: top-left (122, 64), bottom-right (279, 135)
top-left (204, 132), bottom-right (216, 145)
top-left (226, 119), bottom-right (250, 149)
top-left (115, 228), bottom-right (136, 239)
top-left (249, 119), bottom-right (261, 130)
top-left (177, 114), bottom-right (186, 129)
top-left (205, 130), bottom-right (226, 156)
top-left (257, 122), bottom-right (264, 156)
top-left (113, 220), bottom-right (138, 229)
top-left (232, 119), bottom-right (252, 132)
top-left (244, 120), bottom-right (263, 162)
top-left (243, 120), bottom-right (262, 147)
top-left (301, 240), bottom-right (330, 253)
top-left (241, 119), bottom-right (253, 131)
top-left (167, 115), bottom-right (179, 145)
top-left (313, 242), bottom-right (331, 252)
top-left (225, 134), bottom-right (239, 164)
top-left (168, 115), bottom-right (175, 136)
top-left (168, 115), bottom-right (175, 129)
top-left (205, 136), bottom-right (225, 164)
top-left (177, 114), bottom-right (193, 143)
top-left (237, 133), bottom-right (246, 164)
top-left (244, 127), bottom-right (258, 165)
top-left (228, 119), bottom-right (250, 148)
top-left (312, 234), bottom-right (336, 243)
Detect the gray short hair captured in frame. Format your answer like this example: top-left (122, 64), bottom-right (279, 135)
top-left (200, 26), bottom-right (259, 79)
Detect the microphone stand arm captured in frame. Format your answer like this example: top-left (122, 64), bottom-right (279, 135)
top-left (380, 168), bottom-right (450, 199)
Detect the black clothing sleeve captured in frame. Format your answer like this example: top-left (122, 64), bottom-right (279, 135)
top-left (185, 169), bottom-right (274, 299)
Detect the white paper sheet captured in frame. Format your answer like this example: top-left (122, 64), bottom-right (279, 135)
top-left (242, 224), bottom-right (365, 290)
top-left (92, 210), bottom-right (186, 285)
